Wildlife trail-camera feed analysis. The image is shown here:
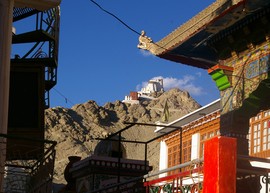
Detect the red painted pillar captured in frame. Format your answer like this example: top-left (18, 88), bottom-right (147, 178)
top-left (203, 136), bottom-right (237, 193)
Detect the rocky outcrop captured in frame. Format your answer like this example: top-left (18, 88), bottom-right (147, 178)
top-left (45, 88), bottom-right (201, 184)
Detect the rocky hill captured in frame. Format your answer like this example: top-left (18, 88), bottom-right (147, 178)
top-left (45, 88), bottom-right (201, 185)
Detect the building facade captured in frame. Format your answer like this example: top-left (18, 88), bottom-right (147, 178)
top-left (156, 99), bottom-right (220, 176)
top-left (157, 99), bottom-right (270, 176)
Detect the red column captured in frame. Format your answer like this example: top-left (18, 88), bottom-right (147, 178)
top-left (203, 136), bottom-right (237, 193)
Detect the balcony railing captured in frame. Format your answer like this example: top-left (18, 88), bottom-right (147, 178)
top-left (144, 159), bottom-right (204, 193)
top-left (237, 155), bottom-right (270, 193)
top-left (87, 159), bottom-right (203, 193)
top-left (144, 156), bottom-right (270, 193)
top-left (0, 133), bottom-right (56, 193)
top-left (87, 154), bottom-right (270, 193)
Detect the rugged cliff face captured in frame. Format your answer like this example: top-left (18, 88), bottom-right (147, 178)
top-left (45, 88), bottom-right (201, 184)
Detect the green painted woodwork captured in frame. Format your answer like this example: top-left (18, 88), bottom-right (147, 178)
top-left (209, 69), bottom-right (231, 91)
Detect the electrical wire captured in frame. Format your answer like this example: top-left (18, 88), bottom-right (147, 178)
top-left (88, 0), bottom-right (178, 53)
top-left (53, 88), bottom-right (75, 106)
top-left (89, 0), bottom-right (141, 36)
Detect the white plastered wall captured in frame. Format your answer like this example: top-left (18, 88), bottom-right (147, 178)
top-left (191, 133), bottom-right (200, 160)
top-left (159, 140), bottom-right (168, 178)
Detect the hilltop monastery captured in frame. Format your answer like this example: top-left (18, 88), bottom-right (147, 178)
top-left (122, 79), bottom-right (164, 104)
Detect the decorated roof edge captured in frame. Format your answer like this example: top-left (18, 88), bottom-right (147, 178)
top-left (138, 0), bottom-right (244, 56)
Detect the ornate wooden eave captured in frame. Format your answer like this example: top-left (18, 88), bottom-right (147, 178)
top-left (138, 0), bottom-right (270, 69)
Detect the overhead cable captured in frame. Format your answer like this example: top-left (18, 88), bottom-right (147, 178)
top-left (53, 88), bottom-right (75, 106)
top-left (89, 0), bottom-right (141, 36)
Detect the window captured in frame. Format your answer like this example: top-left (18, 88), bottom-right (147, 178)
top-left (264, 110), bottom-right (270, 118)
top-left (167, 142), bottom-right (181, 175)
top-left (262, 120), bottom-right (270, 151)
top-left (253, 124), bottom-right (261, 153)
top-left (167, 138), bottom-right (191, 174)
top-left (249, 111), bottom-right (270, 156)
top-left (181, 139), bottom-right (191, 172)
top-left (182, 140), bottom-right (191, 163)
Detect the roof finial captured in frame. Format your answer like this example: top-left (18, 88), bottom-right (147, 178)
top-left (137, 30), bottom-right (153, 50)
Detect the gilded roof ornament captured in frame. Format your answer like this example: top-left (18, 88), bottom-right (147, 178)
top-left (137, 30), bottom-right (154, 51)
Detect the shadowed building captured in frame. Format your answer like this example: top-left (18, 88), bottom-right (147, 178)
top-left (0, 0), bottom-right (61, 191)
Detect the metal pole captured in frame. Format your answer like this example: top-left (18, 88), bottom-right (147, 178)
top-left (0, 0), bottom-right (14, 191)
top-left (143, 158), bottom-right (204, 179)
top-left (117, 132), bottom-right (121, 184)
top-left (144, 142), bottom-right (147, 175)
top-left (179, 128), bottom-right (182, 172)
top-left (266, 175), bottom-right (268, 193)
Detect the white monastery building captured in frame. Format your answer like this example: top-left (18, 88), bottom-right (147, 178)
top-left (123, 79), bottom-right (164, 104)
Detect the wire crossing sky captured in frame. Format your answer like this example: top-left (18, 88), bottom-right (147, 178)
top-left (89, 0), bottom-right (141, 36)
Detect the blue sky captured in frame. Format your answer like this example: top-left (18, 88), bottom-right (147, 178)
top-left (14, 0), bottom-right (220, 108)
